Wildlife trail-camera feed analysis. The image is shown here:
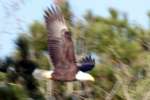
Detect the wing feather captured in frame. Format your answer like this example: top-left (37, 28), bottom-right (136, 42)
top-left (44, 6), bottom-right (77, 81)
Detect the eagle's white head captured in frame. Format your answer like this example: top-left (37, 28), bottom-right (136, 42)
top-left (75, 71), bottom-right (95, 81)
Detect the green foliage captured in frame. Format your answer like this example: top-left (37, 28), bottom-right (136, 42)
top-left (30, 21), bottom-right (48, 52)
top-left (0, 83), bottom-right (28, 100)
top-left (15, 35), bottom-right (30, 59)
top-left (0, 72), bottom-right (7, 81)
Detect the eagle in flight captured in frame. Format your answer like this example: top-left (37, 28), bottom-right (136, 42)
top-left (33, 6), bottom-right (95, 82)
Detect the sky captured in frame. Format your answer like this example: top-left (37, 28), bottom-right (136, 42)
top-left (0, 0), bottom-right (150, 58)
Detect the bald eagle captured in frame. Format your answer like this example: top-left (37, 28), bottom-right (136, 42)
top-left (33, 6), bottom-right (95, 82)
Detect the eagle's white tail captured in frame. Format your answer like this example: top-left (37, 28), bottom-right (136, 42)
top-left (32, 69), bottom-right (53, 80)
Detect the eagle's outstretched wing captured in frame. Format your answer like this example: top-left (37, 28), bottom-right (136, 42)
top-left (78, 55), bottom-right (95, 72)
top-left (44, 6), bottom-right (77, 81)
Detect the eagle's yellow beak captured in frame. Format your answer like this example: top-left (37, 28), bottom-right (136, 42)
top-left (89, 76), bottom-right (95, 82)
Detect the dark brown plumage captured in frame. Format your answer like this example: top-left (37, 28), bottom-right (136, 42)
top-left (44, 6), bottom-right (77, 81)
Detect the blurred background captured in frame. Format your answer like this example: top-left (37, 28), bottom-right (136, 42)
top-left (0, 0), bottom-right (150, 100)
